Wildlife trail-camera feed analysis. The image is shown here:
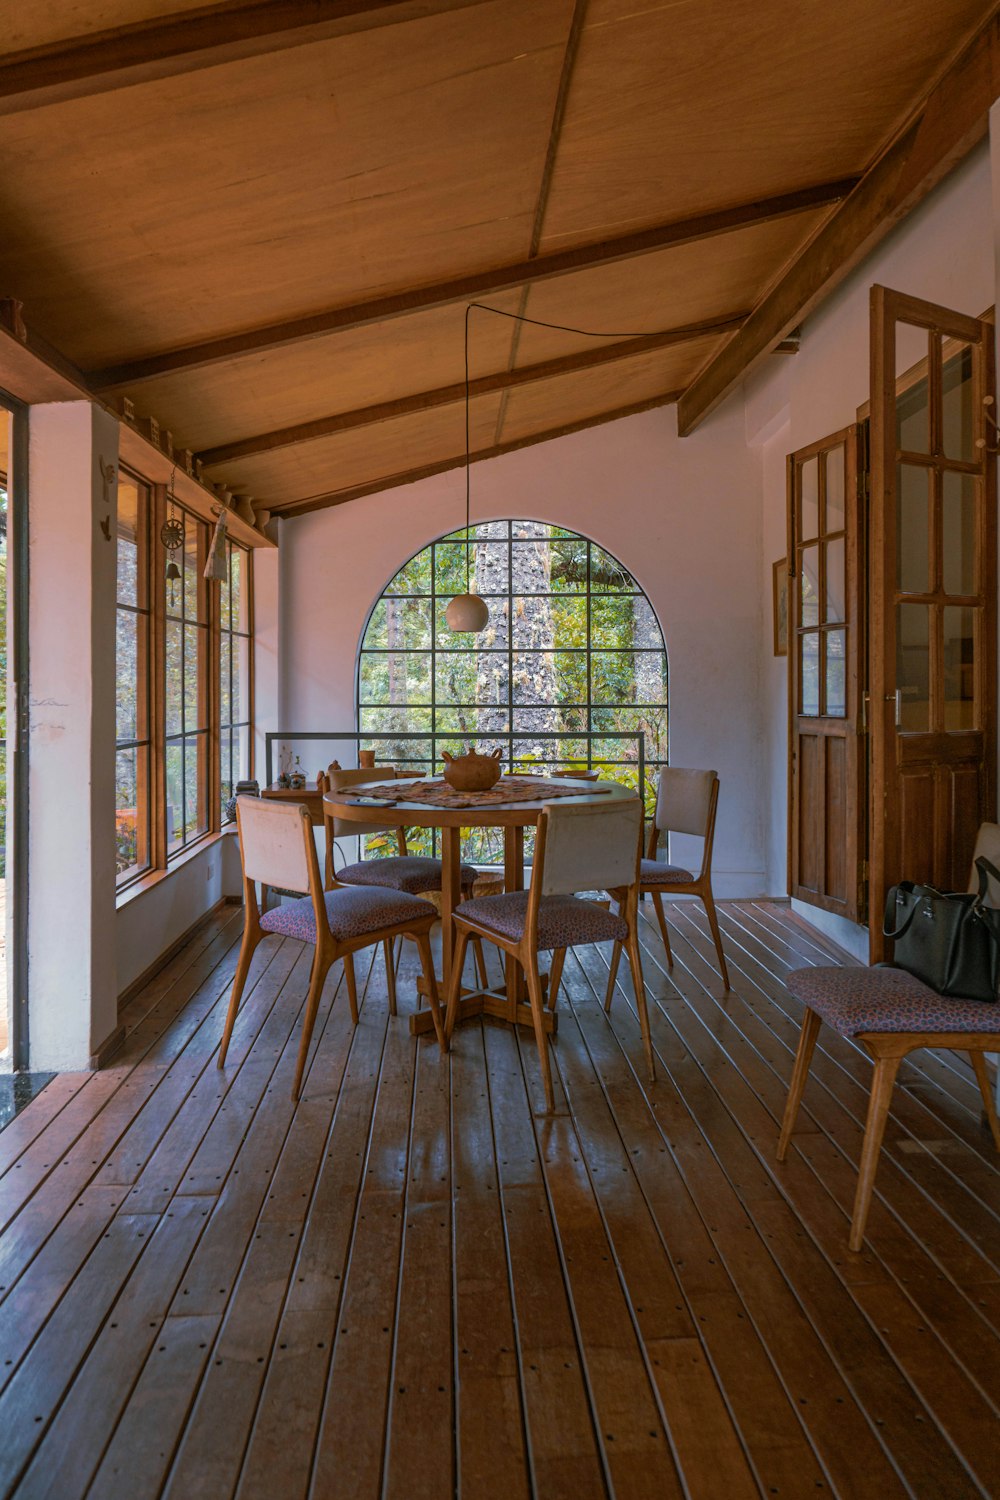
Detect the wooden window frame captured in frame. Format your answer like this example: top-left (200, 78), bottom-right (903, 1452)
top-left (115, 468), bottom-right (154, 892)
top-left (119, 474), bottom-right (255, 890)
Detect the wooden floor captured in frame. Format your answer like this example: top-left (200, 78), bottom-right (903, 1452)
top-left (0, 899), bottom-right (998, 1500)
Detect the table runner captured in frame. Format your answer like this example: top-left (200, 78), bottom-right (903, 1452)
top-left (341, 775), bottom-right (615, 811)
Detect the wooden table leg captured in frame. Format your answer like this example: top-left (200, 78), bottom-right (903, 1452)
top-left (439, 824), bottom-right (462, 993)
top-left (504, 825), bottom-right (525, 1020)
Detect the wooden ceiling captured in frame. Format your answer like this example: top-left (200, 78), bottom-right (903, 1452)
top-left (0, 0), bottom-right (995, 516)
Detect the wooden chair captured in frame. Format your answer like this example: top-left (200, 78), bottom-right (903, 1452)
top-left (778, 822), bottom-right (1000, 1251)
top-left (605, 766), bottom-right (729, 1003)
top-left (322, 764), bottom-right (488, 996)
top-left (219, 795), bottom-right (444, 1101)
top-left (444, 796), bottom-right (653, 1112)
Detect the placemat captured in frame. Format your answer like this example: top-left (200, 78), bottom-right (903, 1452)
top-left (341, 774), bottom-right (614, 811)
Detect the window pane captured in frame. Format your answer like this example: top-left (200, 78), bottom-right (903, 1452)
top-left (799, 456), bottom-right (819, 540)
top-left (116, 747), bottom-right (149, 881)
top-left (220, 732), bottom-right (232, 824)
top-left (897, 464), bottom-right (929, 593)
top-left (116, 476), bottom-right (144, 608)
top-left (220, 631), bottom-right (231, 729)
top-left (365, 598), bottom-right (432, 651)
top-left (824, 446), bottom-right (845, 533)
top-left (549, 537), bottom-right (588, 592)
top-left (116, 611), bottom-right (138, 742)
top-left (234, 631), bottom-right (249, 729)
top-left (825, 630), bottom-right (846, 717)
top-left (896, 325), bottom-right (929, 452)
top-left (183, 514), bottom-right (203, 620)
top-left (824, 537), bottom-right (845, 624)
top-left (231, 546), bottom-right (246, 631)
top-left (435, 652), bottom-right (478, 704)
top-left (800, 544), bottom-right (819, 627)
top-left (942, 342), bottom-right (975, 463)
top-left (165, 620), bottom-right (183, 736)
top-left (942, 471), bottom-right (977, 597)
top-left (512, 595), bottom-right (584, 649)
top-left (514, 650), bottom-right (586, 705)
top-left (800, 633), bottom-right (819, 716)
top-left (943, 605), bottom-right (976, 730)
top-left (166, 742), bottom-right (184, 852)
top-left (589, 546), bottom-right (636, 592)
top-left (185, 733), bottom-right (207, 840)
top-left (184, 624), bottom-right (203, 732)
top-left (896, 602), bottom-right (930, 731)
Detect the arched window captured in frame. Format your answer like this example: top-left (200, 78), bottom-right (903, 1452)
top-left (357, 520), bottom-right (667, 862)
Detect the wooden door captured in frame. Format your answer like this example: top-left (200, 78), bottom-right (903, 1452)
top-left (788, 427), bottom-right (866, 920)
top-left (869, 286), bottom-right (996, 960)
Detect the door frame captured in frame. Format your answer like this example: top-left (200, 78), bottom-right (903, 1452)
top-left (0, 388), bottom-right (29, 1070)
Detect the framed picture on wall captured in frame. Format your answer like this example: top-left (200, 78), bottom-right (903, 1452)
top-left (772, 557), bottom-right (788, 656)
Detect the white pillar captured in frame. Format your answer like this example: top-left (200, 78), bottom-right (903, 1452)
top-left (27, 402), bottom-right (119, 1069)
top-left (253, 533), bottom-right (281, 787)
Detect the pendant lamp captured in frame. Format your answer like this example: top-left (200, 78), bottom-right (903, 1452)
top-left (445, 305), bottom-right (489, 633)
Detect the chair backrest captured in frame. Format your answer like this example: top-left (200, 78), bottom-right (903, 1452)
top-left (325, 765), bottom-right (399, 840)
top-left (654, 767), bottom-right (718, 836)
top-left (237, 795), bottom-right (317, 895)
top-left (535, 797), bottom-right (642, 897)
top-left (968, 822), bottom-right (1000, 906)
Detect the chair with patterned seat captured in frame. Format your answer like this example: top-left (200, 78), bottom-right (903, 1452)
top-left (322, 765), bottom-right (488, 999)
top-left (219, 795), bottom-right (444, 1101)
top-left (444, 796), bottom-right (653, 1113)
top-left (604, 766), bottom-right (729, 1004)
top-left (779, 822), bottom-right (1000, 1251)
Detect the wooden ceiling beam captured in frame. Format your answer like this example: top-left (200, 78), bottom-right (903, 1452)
top-left (268, 388), bottom-right (685, 517)
top-left (197, 312), bottom-right (746, 465)
top-left (0, 0), bottom-right (494, 116)
top-left (88, 178), bottom-right (856, 389)
top-left (677, 8), bottom-right (1000, 435)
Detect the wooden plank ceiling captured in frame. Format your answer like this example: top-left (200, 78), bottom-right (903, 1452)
top-left (0, 0), bottom-right (993, 516)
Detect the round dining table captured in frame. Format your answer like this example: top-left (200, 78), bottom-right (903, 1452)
top-left (322, 774), bottom-right (637, 1036)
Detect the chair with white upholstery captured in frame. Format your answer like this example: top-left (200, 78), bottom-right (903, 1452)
top-left (604, 766), bottom-right (729, 1003)
top-left (444, 796), bottom-right (653, 1112)
top-left (778, 821), bottom-right (1000, 1251)
top-left (322, 764), bottom-right (488, 997)
top-left (219, 795), bottom-right (444, 1101)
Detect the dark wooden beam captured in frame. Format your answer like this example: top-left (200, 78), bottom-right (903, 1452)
top-left (0, 0), bottom-right (493, 116)
top-left (197, 312), bottom-right (745, 465)
top-left (677, 8), bottom-right (1000, 435)
top-left (88, 179), bottom-right (857, 389)
top-left (270, 391), bottom-right (684, 518)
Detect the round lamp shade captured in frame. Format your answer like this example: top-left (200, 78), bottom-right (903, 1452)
top-left (445, 592), bottom-right (489, 633)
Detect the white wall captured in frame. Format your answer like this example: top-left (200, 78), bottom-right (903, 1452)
top-left (116, 833), bottom-right (242, 997)
top-left (276, 401), bottom-right (769, 895)
top-left (745, 139), bottom-right (995, 957)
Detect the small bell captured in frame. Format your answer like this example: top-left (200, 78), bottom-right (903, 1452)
top-left (165, 558), bottom-right (181, 606)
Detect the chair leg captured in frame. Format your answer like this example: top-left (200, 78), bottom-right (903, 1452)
top-left (969, 1051), bottom-right (1000, 1151)
top-left (525, 952), bottom-right (555, 1113)
top-left (777, 1008), bottom-right (822, 1161)
top-left (548, 948), bottom-right (566, 1010)
top-left (342, 951), bottom-right (360, 1025)
top-left (444, 928), bottom-right (471, 1042)
top-left (625, 931), bottom-right (655, 1083)
top-left (291, 948), bottom-right (333, 1101)
top-left (415, 930), bottom-right (446, 1051)
top-left (701, 888), bottom-right (730, 990)
top-left (384, 938), bottom-right (397, 1016)
top-left (651, 892), bottom-right (674, 968)
top-left (849, 1054), bottom-right (902, 1252)
top-left (604, 941), bottom-right (623, 1012)
top-left (217, 924), bottom-right (262, 1069)
top-left (473, 937), bottom-right (489, 989)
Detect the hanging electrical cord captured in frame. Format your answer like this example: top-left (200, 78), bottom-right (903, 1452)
top-left (448, 299), bottom-right (683, 632)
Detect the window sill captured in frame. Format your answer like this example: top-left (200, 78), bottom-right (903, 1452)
top-left (115, 826), bottom-right (238, 911)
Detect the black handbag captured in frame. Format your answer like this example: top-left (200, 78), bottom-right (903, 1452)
top-left (882, 856), bottom-right (1000, 1003)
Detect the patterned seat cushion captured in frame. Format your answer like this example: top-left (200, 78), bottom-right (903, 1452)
top-left (787, 964), bottom-right (1000, 1036)
top-left (337, 855), bottom-right (477, 895)
top-left (454, 891), bottom-right (628, 951)
top-left (639, 858), bottom-right (695, 885)
top-left (260, 886), bottom-right (435, 944)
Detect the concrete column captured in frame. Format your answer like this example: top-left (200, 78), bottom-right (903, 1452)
top-left (28, 401), bottom-right (119, 1069)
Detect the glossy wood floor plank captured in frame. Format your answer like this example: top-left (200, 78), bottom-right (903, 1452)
top-left (0, 902), bottom-right (996, 1500)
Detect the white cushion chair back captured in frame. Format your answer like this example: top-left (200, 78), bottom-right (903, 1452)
top-left (968, 821), bottom-right (1000, 907)
top-left (326, 764), bottom-right (399, 840)
top-left (237, 795), bottom-right (315, 894)
top-left (654, 767), bottom-right (717, 837)
top-left (538, 797), bottom-right (641, 897)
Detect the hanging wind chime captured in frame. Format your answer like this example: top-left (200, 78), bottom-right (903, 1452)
top-left (159, 468), bottom-right (184, 606)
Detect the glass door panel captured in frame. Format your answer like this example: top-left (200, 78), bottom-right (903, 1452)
top-left (942, 340), bottom-right (976, 462)
top-left (896, 464), bottom-right (930, 591)
top-left (941, 471), bottom-right (977, 596)
top-left (895, 602), bottom-right (930, 731)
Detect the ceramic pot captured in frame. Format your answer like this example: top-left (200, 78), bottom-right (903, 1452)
top-left (441, 746), bottom-right (503, 791)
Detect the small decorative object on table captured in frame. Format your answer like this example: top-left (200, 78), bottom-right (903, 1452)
top-left (289, 756), bottom-right (306, 791)
top-left (441, 746), bottom-right (503, 791)
top-left (225, 778), bottom-right (259, 822)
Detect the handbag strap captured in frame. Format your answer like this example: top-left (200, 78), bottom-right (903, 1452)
top-left (882, 882), bottom-right (922, 941)
top-left (973, 856), bottom-right (1000, 952)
